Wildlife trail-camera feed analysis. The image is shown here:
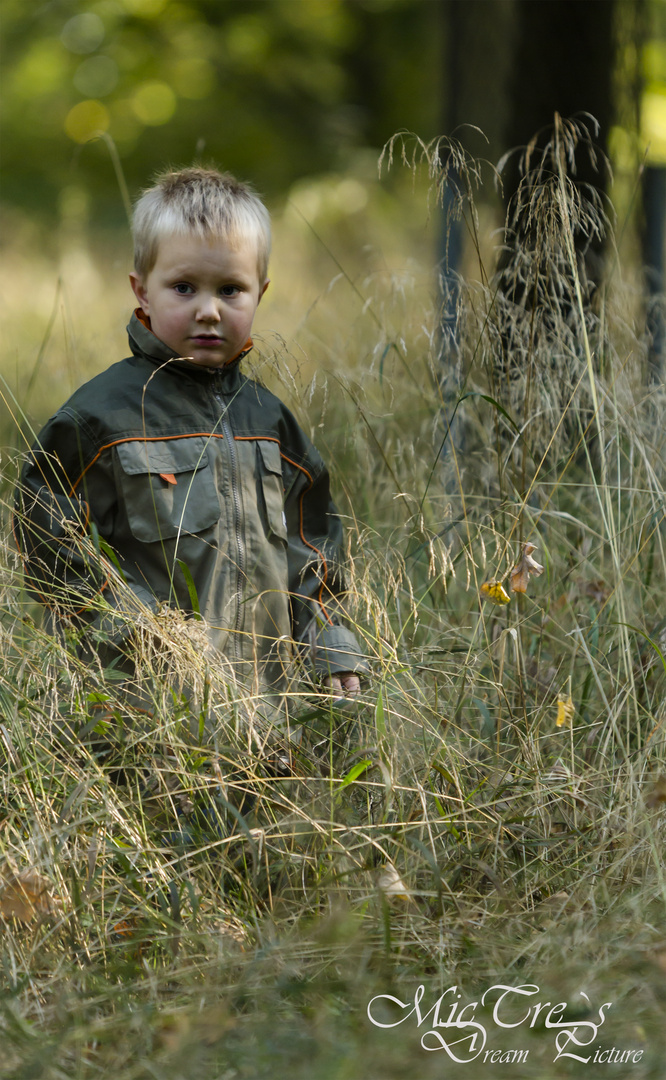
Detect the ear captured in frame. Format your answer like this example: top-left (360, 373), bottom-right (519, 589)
top-left (258, 279), bottom-right (270, 304)
top-left (129, 272), bottom-right (149, 313)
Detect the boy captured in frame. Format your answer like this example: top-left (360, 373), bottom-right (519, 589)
top-left (15, 166), bottom-right (366, 699)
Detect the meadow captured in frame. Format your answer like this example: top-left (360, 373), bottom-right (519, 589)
top-left (1, 129), bottom-right (666, 1078)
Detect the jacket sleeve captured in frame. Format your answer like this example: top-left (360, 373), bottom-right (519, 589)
top-left (14, 409), bottom-right (157, 640)
top-left (281, 428), bottom-right (369, 679)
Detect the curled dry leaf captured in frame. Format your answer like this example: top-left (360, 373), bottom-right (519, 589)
top-left (510, 543), bottom-right (544, 595)
top-left (0, 868), bottom-right (61, 922)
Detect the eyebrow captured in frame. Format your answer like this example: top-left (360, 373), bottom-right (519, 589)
top-left (164, 264), bottom-right (254, 283)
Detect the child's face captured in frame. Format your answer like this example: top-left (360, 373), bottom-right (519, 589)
top-left (129, 233), bottom-right (268, 368)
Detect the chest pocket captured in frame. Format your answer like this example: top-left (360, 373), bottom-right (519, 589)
top-left (116, 437), bottom-right (220, 543)
top-left (257, 440), bottom-right (288, 543)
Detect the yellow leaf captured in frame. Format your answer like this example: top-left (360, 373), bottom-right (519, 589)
top-left (556, 696), bottom-right (575, 728)
top-left (480, 580), bottom-right (511, 605)
top-left (510, 543), bottom-right (544, 594)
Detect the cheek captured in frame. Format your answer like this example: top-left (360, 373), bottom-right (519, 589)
top-left (147, 311), bottom-right (183, 349)
top-left (154, 303), bottom-right (186, 333)
top-left (237, 301), bottom-right (259, 328)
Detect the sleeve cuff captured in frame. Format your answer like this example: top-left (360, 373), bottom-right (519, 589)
top-left (301, 622), bottom-right (370, 677)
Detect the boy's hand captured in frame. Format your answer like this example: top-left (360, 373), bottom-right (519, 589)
top-left (322, 672), bottom-right (361, 696)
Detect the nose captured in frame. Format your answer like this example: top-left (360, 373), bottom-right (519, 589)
top-left (196, 294), bottom-right (221, 323)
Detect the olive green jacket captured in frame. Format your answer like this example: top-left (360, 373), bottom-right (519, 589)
top-left (15, 312), bottom-right (367, 686)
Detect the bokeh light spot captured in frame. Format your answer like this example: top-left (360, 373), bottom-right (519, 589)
top-left (11, 40), bottom-right (68, 100)
top-left (226, 18), bottom-right (270, 63)
top-left (642, 87), bottom-right (666, 164)
top-left (61, 13), bottom-right (105, 55)
top-left (131, 81), bottom-right (176, 125)
top-left (64, 99), bottom-right (110, 143)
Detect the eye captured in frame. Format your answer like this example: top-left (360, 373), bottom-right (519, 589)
top-left (220, 285), bottom-right (240, 297)
top-left (173, 282), bottom-right (193, 295)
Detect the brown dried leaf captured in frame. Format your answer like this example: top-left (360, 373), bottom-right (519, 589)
top-left (510, 543), bottom-right (544, 595)
top-left (0, 869), bottom-right (60, 922)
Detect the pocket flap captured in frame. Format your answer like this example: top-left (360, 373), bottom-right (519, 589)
top-left (257, 439), bottom-right (283, 476)
top-left (116, 437), bottom-right (211, 476)
top-left (115, 437), bottom-right (220, 543)
top-left (257, 439), bottom-right (287, 542)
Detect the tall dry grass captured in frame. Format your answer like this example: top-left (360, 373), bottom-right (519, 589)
top-left (1, 125), bottom-right (665, 1078)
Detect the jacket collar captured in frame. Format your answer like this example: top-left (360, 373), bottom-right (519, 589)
top-left (126, 309), bottom-right (252, 389)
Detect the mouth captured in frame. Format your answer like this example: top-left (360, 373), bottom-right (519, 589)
top-left (190, 334), bottom-right (223, 346)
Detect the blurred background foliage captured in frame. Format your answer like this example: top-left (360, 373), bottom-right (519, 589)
top-left (0, 0), bottom-right (665, 411)
top-left (2, 1), bottom-right (664, 233)
top-left (1, 0), bottom-right (442, 234)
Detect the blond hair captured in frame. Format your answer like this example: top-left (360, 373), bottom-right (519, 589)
top-left (132, 165), bottom-right (271, 281)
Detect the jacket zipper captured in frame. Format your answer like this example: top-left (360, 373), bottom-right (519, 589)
top-left (214, 382), bottom-right (245, 662)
